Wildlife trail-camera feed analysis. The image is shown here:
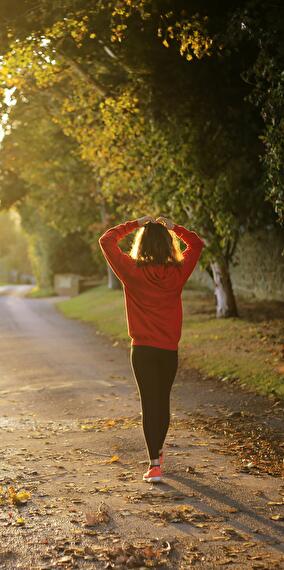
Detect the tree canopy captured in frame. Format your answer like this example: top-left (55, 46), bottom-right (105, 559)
top-left (0, 0), bottom-right (282, 313)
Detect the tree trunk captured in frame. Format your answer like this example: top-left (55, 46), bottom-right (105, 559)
top-left (99, 195), bottom-right (121, 291)
top-left (107, 264), bottom-right (121, 290)
top-left (210, 260), bottom-right (238, 318)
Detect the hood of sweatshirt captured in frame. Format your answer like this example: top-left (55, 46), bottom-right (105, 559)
top-left (139, 263), bottom-right (181, 290)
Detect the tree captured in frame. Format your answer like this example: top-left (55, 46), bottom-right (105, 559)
top-left (0, 99), bottom-right (103, 286)
top-left (0, 0), bottom-right (280, 312)
top-left (224, 0), bottom-right (284, 224)
top-left (0, 210), bottom-right (32, 280)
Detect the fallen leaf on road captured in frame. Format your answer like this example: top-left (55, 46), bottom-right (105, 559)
top-left (107, 455), bottom-right (120, 463)
top-left (15, 517), bottom-right (25, 526)
top-left (269, 514), bottom-right (284, 521)
top-left (221, 528), bottom-right (246, 541)
top-left (8, 487), bottom-right (31, 505)
top-left (118, 471), bottom-right (135, 481)
top-left (85, 502), bottom-right (110, 526)
top-left (186, 466), bottom-right (196, 473)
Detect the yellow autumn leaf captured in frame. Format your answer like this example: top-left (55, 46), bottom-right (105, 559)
top-left (163, 39), bottom-right (170, 48)
top-left (270, 514), bottom-right (284, 521)
top-left (16, 517), bottom-right (25, 526)
top-left (108, 455), bottom-right (120, 463)
top-left (15, 490), bottom-right (31, 504)
top-left (8, 487), bottom-right (31, 505)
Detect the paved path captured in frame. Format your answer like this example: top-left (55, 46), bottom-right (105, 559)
top-left (0, 287), bottom-right (283, 569)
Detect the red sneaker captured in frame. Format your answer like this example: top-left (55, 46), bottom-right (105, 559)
top-left (143, 465), bottom-right (162, 483)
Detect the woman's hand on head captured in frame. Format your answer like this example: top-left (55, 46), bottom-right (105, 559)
top-left (137, 215), bottom-right (156, 227)
top-left (155, 216), bottom-right (175, 230)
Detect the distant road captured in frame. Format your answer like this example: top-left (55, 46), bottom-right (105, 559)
top-left (0, 284), bottom-right (34, 296)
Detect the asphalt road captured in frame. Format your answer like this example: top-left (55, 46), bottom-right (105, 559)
top-left (0, 286), bottom-right (283, 569)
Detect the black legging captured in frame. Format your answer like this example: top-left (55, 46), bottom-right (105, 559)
top-left (130, 345), bottom-right (178, 460)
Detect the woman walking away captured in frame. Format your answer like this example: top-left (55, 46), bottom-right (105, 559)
top-left (98, 215), bottom-right (205, 483)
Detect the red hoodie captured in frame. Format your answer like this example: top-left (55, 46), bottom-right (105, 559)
top-left (98, 220), bottom-right (205, 351)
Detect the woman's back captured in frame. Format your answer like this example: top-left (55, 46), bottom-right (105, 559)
top-left (124, 262), bottom-right (183, 350)
top-left (99, 217), bottom-right (205, 350)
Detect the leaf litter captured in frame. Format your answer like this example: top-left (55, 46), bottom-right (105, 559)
top-left (172, 411), bottom-right (283, 476)
top-left (1, 406), bottom-right (283, 568)
top-left (40, 538), bottom-right (175, 568)
top-left (146, 504), bottom-right (222, 528)
top-left (80, 416), bottom-right (140, 432)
